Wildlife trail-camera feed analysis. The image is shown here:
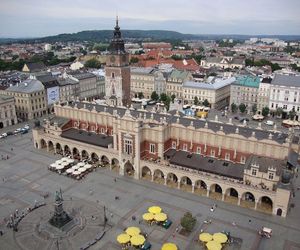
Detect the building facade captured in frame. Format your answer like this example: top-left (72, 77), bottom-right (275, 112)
top-left (0, 79), bottom-right (47, 120)
top-left (32, 101), bottom-right (296, 217)
top-left (183, 77), bottom-right (234, 109)
top-left (166, 70), bottom-right (192, 99)
top-left (105, 18), bottom-right (130, 106)
top-left (0, 95), bottom-right (17, 128)
top-left (257, 78), bottom-right (271, 113)
top-left (269, 74), bottom-right (300, 120)
top-left (230, 76), bottom-right (260, 112)
top-left (201, 57), bottom-right (245, 69)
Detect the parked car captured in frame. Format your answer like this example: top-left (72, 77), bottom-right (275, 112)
top-left (24, 124), bottom-right (30, 130)
top-left (258, 227), bottom-right (272, 238)
top-left (234, 116), bottom-right (239, 120)
top-left (13, 128), bottom-right (22, 134)
top-left (162, 219), bottom-right (172, 229)
top-left (0, 133), bottom-right (8, 138)
top-left (7, 131), bottom-right (13, 136)
top-left (21, 129), bottom-right (28, 134)
top-left (140, 241), bottom-right (151, 250)
top-left (265, 120), bottom-right (274, 126)
top-left (240, 118), bottom-right (249, 123)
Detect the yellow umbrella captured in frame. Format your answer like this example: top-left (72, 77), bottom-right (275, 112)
top-left (148, 206), bottom-right (162, 214)
top-left (125, 227), bottom-right (141, 236)
top-left (154, 213), bottom-right (167, 222)
top-left (213, 232), bottom-right (228, 243)
top-left (117, 233), bottom-right (131, 244)
top-left (143, 213), bottom-right (154, 221)
top-left (161, 243), bottom-right (178, 250)
top-left (130, 234), bottom-right (146, 246)
top-left (206, 240), bottom-right (222, 250)
top-left (199, 232), bottom-right (213, 242)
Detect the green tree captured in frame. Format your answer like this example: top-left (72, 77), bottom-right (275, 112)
top-left (203, 99), bottom-right (210, 107)
top-left (164, 96), bottom-right (171, 111)
top-left (180, 212), bottom-right (196, 232)
top-left (276, 107), bottom-right (283, 117)
top-left (289, 108), bottom-right (296, 119)
top-left (231, 103), bottom-right (237, 113)
top-left (151, 91), bottom-right (159, 101)
top-left (171, 55), bottom-right (182, 60)
top-left (262, 107), bottom-right (270, 117)
top-left (171, 94), bottom-right (176, 103)
top-left (239, 103), bottom-right (246, 113)
top-left (252, 104), bottom-right (257, 114)
top-left (84, 58), bottom-right (102, 69)
top-left (160, 93), bottom-right (168, 102)
top-left (138, 92), bottom-right (144, 99)
top-left (194, 96), bottom-right (199, 105)
top-left (130, 57), bottom-right (139, 64)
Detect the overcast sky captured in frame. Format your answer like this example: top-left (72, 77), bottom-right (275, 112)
top-left (1, 0), bottom-right (299, 37)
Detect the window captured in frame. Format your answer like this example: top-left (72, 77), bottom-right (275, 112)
top-left (240, 156), bottom-right (246, 164)
top-left (225, 153), bottom-right (230, 161)
top-left (196, 147), bottom-right (201, 154)
top-left (210, 149), bottom-right (215, 157)
top-left (183, 144), bottom-right (188, 151)
top-left (283, 105), bottom-right (287, 109)
top-left (269, 172), bottom-right (274, 180)
top-left (172, 141), bottom-right (176, 149)
top-left (124, 139), bottom-right (132, 155)
top-left (251, 169), bottom-right (257, 176)
top-left (112, 72), bottom-right (115, 78)
top-left (150, 144), bottom-right (155, 154)
top-left (100, 128), bottom-right (105, 134)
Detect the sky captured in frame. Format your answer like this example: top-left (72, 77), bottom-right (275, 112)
top-left (0, 0), bottom-right (300, 37)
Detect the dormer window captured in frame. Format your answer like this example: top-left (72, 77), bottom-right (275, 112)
top-left (112, 72), bottom-right (115, 78)
top-left (210, 149), bottom-right (215, 157)
top-left (240, 156), bottom-right (246, 164)
top-left (225, 153), bottom-right (230, 161)
top-left (196, 147), bottom-right (201, 154)
top-left (252, 169), bottom-right (257, 176)
top-left (172, 141), bottom-right (176, 149)
top-left (268, 172), bottom-right (274, 180)
top-left (183, 144), bottom-right (188, 151)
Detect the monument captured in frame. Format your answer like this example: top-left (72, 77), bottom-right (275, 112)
top-left (48, 190), bottom-right (72, 228)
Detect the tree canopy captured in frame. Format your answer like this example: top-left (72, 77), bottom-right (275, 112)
top-left (180, 212), bottom-right (196, 232)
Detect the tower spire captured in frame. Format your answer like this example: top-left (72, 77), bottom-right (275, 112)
top-left (116, 15), bottom-right (119, 27)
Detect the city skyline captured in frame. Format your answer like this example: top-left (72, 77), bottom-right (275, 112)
top-left (0, 0), bottom-right (300, 38)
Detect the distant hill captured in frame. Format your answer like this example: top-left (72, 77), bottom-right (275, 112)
top-left (1, 30), bottom-right (300, 44)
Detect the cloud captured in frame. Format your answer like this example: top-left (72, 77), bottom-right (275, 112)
top-left (0, 0), bottom-right (299, 37)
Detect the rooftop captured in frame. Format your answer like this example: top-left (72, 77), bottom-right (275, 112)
top-left (70, 72), bottom-right (96, 80)
top-left (165, 149), bottom-right (244, 180)
top-left (61, 128), bottom-right (113, 148)
top-left (0, 94), bottom-right (14, 103)
top-left (6, 79), bottom-right (44, 93)
top-left (271, 74), bottom-right (300, 87)
top-left (63, 102), bottom-right (290, 145)
top-left (183, 77), bottom-right (236, 90)
top-left (233, 76), bottom-right (260, 88)
top-left (131, 67), bottom-right (155, 75)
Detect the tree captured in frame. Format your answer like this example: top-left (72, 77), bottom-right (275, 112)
top-left (239, 103), bottom-right (246, 113)
top-left (180, 212), bottom-right (196, 232)
top-left (276, 107), bottom-right (283, 117)
top-left (231, 103), bottom-right (237, 113)
top-left (84, 58), bottom-right (102, 68)
top-left (164, 96), bottom-right (171, 111)
top-left (160, 93), bottom-right (168, 102)
top-left (171, 94), bottom-right (176, 103)
top-left (203, 99), bottom-right (210, 107)
top-left (194, 96), bottom-right (199, 105)
top-left (138, 92), bottom-right (144, 99)
top-left (262, 107), bottom-right (270, 117)
top-left (151, 91), bottom-right (159, 101)
top-left (252, 104), bottom-right (257, 114)
top-left (130, 57), bottom-right (139, 64)
top-left (289, 108), bottom-right (296, 119)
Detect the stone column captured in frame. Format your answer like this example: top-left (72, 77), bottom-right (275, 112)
top-left (238, 196), bottom-right (241, 206)
top-left (151, 174), bottom-right (154, 182)
top-left (206, 189), bottom-right (210, 197)
top-left (222, 193), bottom-right (225, 201)
top-left (119, 162), bottom-right (125, 176)
top-left (254, 200), bottom-right (258, 210)
top-left (177, 182), bottom-right (181, 189)
top-left (164, 176), bottom-right (167, 185)
top-left (192, 184), bottom-right (195, 193)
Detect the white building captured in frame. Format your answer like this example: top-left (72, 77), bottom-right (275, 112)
top-left (182, 77), bottom-right (235, 109)
top-left (269, 74), bottom-right (300, 120)
top-left (44, 44), bottom-right (52, 51)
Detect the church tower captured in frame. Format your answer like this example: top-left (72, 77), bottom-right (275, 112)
top-left (105, 17), bottom-right (131, 106)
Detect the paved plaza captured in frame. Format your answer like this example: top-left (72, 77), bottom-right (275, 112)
top-left (0, 130), bottom-right (300, 250)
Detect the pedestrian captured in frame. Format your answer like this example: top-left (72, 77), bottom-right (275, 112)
top-left (11, 148), bottom-right (13, 151)
top-left (0, 230), bottom-right (3, 236)
top-left (110, 213), bottom-right (113, 218)
top-left (175, 227), bottom-right (179, 233)
top-left (114, 178), bottom-right (116, 182)
top-left (248, 219), bottom-right (251, 223)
